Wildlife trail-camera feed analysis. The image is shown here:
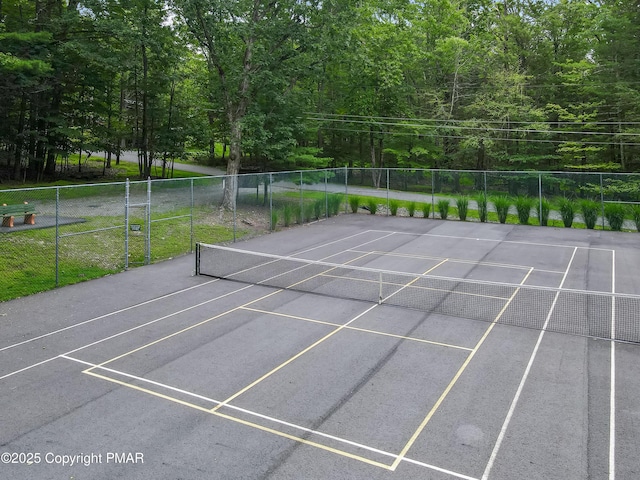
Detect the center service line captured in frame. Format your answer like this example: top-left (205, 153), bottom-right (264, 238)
top-left (390, 267), bottom-right (535, 472)
top-left (481, 246), bottom-right (578, 480)
top-left (609, 249), bottom-right (616, 480)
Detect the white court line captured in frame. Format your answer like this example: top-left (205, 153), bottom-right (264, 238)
top-left (610, 250), bottom-right (616, 480)
top-left (366, 229), bottom-right (615, 252)
top-left (349, 249), bottom-right (565, 274)
top-left (0, 230), bottom-right (392, 381)
top-left (0, 278), bottom-right (219, 354)
top-left (61, 354), bottom-right (479, 480)
top-left (481, 247), bottom-right (579, 480)
top-left (0, 285), bottom-right (255, 381)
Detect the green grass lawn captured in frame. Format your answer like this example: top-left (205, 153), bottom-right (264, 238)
top-left (0, 206), bottom-right (248, 302)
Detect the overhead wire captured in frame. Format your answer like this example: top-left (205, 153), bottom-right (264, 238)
top-left (314, 125), bottom-right (640, 147)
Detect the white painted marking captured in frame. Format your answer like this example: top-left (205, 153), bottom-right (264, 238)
top-left (610, 249), bottom-right (616, 480)
top-left (61, 355), bottom-right (479, 480)
top-left (481, 247), bottom-right (578, 480)
top-left (0, 279), bottom-right (219, 354)
top-left (0, 285), bottom-right (253, 381)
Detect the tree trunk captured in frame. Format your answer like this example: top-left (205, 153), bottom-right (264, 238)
top-left (141, 27), bottom-right (150, 178)
top-left (223, 119), bottom-right (242, 209)
top-left (12, 95), bottom-right (27, 180)
top-left (44, 87), bottom-right (62, 176)
top-left (369, 127), bottom-right (377, 187)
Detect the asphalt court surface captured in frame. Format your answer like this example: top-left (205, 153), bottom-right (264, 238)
top-left (1, 215), bottom-right (640, 479)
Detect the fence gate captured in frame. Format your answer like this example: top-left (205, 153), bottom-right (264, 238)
top-left (125, 179), bottom-right (151, 269)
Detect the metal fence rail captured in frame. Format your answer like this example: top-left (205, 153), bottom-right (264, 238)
top-left (1, 167), bottom-right (640, 302)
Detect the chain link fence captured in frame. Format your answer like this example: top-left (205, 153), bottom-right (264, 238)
top-left (2, 167), bottom-right (640, 301)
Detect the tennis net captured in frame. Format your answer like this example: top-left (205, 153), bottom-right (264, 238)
top-left (195, 243), bottom-right (640, 343)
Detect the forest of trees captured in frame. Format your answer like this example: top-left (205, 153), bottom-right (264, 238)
top-left (1, 0), bottom-right (639, 186)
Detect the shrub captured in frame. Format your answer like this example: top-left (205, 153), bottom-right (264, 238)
top-left (407, 201), bottom-right (416, 217)
top-left (283, 204), bottom-right (293, 227)
top-left (580, 200), bottom-right (599, 230)
top-left (313, 199), bottom-right (324, 219)
top-left (604, 203), bottom-right (626, 231)
top-left (437, 199), bottom-right (450, 220)
top-left (492, 196), bottom-right (511, 224)
top-left (389, 199), bottom-right (400, 216)
top-left (475, 195), bottom-right (488, 223)
top-left (349, 196), bottom-right (360, 213)
top-left (305, 203), bottom-right (316, 223)
top-left (515, 196), bottom-right (534, 225)
top-left (294, 204), bottom-right (303, 224)
top-left (328, 194), bottom-right (342, 216)
top-left (558, 198), bottom-right (575, 228)
top-left (367, 198), bottom-right (378, 215)
top-left (631, 205), bottom-right (640, 232)
top-left (271, 210), bottom-right (279, 230)
top-left (456, 196), bottom-right (469, 221)
top-left (421, 202), bottom-right (431, 219)
top-left (535, 197), bottom-right (551, 226)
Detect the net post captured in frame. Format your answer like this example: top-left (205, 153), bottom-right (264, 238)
top-left (195, 242), bottom-right (200, 276)
top-left (379, 271), bottom-right (383, 304)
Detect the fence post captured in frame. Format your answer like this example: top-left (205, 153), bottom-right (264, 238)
top-left (190, 179), bottom-right (194, 251)
top-left (538, 173), bottom-right (543, 226)
top-left (344, 165), bottom-right (348, 213)
top-left (146, 177), bottom-right (151, 265)
top-left (484, 171), bottom-right (487, 200)
top-left (300, 171), bottom-right (304, 222)
top-left (600, 173), bottom-right (605, 230)
top-left (431, 170), bottom-right (435, 218)
top-left (386, 169), bottom-right (390, 215)
top-left (269, 173), bottom-right (274, 230)
top-left (233, 178), bottom-right (237, 242)
top-left (324, 170), bottom-right (328, 219)
top-left (55, 187), bottom-right (59, 286)
top-left (125, 178), bottom-right (130, 270)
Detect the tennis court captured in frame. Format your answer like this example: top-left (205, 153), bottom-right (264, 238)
top-left (1, 215), bottom-right (639, 480)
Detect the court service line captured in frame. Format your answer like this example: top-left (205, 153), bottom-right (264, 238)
top-left (289, 229), bottom-right (397, 258)
top-left (241, 307), bottom-right (474, 351)
top-left (380, 258), bottom-right (449, 303)
top-left (481, 246), bottom-right (579, 480)
top-left (210, 303), bottom-right (379, 412)
top-left (350, 249), bottom-right (564, 274)
top-left (211, 257), bottom-right (450, 413)
top-left (0, 284), bottom-right (256, 382)
top-left (63, 355), bottom-right (479, 480)
top-left (609, 249), bottom-right (616, 480)
top-left (64, 355), bottom-right (403, 463)
top-left (0, 229), bottom-right (388, 378)
top-left (0, 278), bottom-right (220, 354)
top-left (389, 267), bottom-right (535, 471)
top-left (366, 229), bottom-right (615, 252)
top-left (71, 354), bottom-right (392, 470)
top-left (83, 289), bottom-right (284, 372)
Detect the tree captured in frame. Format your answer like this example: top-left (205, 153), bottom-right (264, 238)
top-left (171, 0), bottom-right (324, 207)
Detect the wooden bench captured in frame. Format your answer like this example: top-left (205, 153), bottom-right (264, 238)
top-left (1, 202), bottom-right (36, 228)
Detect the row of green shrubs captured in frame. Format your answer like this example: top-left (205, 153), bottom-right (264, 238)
top-left (348, 195), bottom-right (640, 232)
top-left (273, 194), bottom-right (343, 228)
